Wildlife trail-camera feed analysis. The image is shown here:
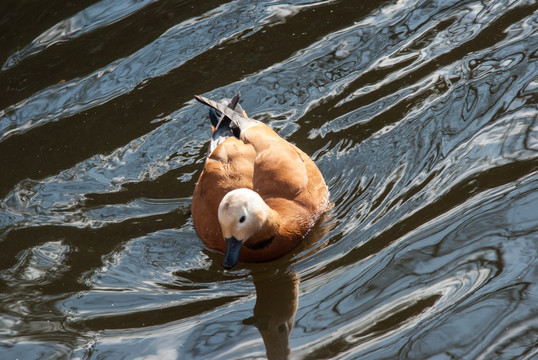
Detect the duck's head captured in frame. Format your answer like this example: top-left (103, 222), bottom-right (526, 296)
top-left (218, 188), bottom-right (271, 269)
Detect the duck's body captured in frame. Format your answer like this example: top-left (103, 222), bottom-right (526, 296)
top-left (192, 94), bottom-right (329, 268)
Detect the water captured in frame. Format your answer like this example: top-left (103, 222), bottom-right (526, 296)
top-left (1, 0), bottom-right (537, 359)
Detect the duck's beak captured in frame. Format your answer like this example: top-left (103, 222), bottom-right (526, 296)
top-left (223, 236), bottom-right (242, 270)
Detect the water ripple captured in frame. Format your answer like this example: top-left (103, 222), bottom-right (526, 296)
top-left (0, 0), bottom-right (291, 140)
top-left (2, 0), bottom-right (159, 71)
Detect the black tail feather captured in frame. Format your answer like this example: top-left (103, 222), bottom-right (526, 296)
top-left (205, 93), bottom-right (242, 140)
top-left (208, 93), bottom-right (241, 129)
top-left (196, 93), bottom-right (244, 155)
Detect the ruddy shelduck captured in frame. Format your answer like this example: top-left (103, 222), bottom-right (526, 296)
top-left (192, 94), bottom-right (329, 269)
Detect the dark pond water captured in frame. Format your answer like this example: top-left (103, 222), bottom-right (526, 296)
top-left (1, 1), bottom-right (537, 359)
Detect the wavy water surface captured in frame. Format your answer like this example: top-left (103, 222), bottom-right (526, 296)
top-left (0, 0), bottom-right (537, 359)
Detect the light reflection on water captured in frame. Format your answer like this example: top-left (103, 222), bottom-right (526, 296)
top-left (0, 0), bottom-right (537, 359)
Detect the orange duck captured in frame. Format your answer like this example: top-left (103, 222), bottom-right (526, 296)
top-left (192, 94), bottom-right (329, 269)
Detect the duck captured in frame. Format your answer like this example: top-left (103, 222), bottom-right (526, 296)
top-left (191, 93), bottom-right (329, 269)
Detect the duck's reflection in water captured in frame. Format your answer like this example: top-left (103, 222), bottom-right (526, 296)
top-left (243, 214), bottom-right (333, 359)
top-left (244, 270), bottom-right (299, 360)
top-left (241, 212), bottom-right (334, 359)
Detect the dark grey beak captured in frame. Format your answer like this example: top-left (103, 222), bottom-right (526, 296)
top-left (223, 236), bottom-right (242, 270)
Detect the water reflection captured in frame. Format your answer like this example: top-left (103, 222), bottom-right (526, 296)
top-left (244, 270), bottom-right (298, 360)
top-left (235, 214), bottom-right (332, 359)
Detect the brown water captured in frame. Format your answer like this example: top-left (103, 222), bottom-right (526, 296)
top-left (1, 1), bottom-right (537, 359)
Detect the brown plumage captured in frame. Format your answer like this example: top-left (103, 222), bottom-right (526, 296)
top-left (191, 94), bottom-right (329, 269)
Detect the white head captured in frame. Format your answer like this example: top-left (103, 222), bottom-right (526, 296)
top-left (218, 188), bottom-right (269, 269)
top-left (218, 188), bottom-right (268, 241)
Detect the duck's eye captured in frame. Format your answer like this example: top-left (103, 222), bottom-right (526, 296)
top-left (239, 215), bottom-right (246, 223)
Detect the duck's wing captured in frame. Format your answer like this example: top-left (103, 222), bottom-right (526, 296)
top-left (196, 95), bottom-right (312, 198)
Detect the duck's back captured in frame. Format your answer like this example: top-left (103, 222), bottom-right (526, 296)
top-left (243, 124), bottom-right (328, 215)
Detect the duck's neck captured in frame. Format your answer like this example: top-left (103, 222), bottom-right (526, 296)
top-left (245, 207), bottom-right (280, 249)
